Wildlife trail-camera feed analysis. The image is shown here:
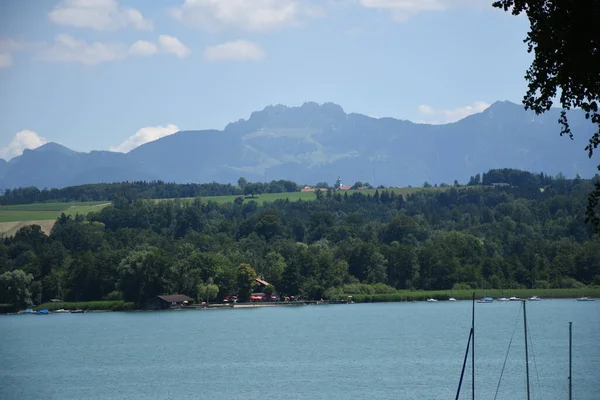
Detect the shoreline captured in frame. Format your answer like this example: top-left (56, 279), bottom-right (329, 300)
top-left (3, 296), bottom-right (597, 315)
top-left (3, 289), bottom-right (597, 314)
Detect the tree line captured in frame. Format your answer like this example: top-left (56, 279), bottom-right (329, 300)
top-left (0, 178), bottom-right (299, 205)
top-left (1, 170), bottom-right (599, 310)
top-left (0, 168), bottom-right (565, 205)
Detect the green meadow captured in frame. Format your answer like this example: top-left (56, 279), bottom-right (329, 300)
top-left (156, 186), bottom-right (448, 205)
top-left (0, 201), bottom-right (110, 223)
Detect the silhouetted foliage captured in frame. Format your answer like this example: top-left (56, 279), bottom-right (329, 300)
top-left (493, 0), bottom-right (600, 229)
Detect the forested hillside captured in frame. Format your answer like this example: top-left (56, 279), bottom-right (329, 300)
top-left (0, 179), bottom-right (299, 205)
top-left (1, 171), bottom-right (599, 310)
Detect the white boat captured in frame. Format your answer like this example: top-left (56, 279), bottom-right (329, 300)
top-left (449, 297), bottom-right (457, 301)
top-left (426, 298), bottom-right (438, 302)
top-left (528, 296), bottom-right (542, 301)
top-left (576, 297), bottom-right (595, 302)
top-left (54, 309), bottom-right (70, 313)
top-left (509, 296), bottom-right (521, 301)
top-left (497, 297), bottom-right (510, 302)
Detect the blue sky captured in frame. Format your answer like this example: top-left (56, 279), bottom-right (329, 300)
top-left (0, 0), bottom-right (530, 159)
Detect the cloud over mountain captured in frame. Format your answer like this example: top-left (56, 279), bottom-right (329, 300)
top-left (0, 130), bottom-right (47, 160)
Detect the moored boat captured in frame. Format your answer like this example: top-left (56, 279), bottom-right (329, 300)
top-left (576, 297), bottom-right (595, 302)
top-left (476, 297), bottom-right (493, 303)
top-left (528, 296), bottom-right (541, 301)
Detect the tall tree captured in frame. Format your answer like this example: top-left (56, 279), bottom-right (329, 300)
top-left (236, 263), bottom-right (258, 301)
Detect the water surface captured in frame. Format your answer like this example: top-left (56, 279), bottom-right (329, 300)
top-left (1, 300), bottom-right (598, 399)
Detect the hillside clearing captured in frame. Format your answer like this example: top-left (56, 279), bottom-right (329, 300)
top-left (0, 220), bottom-right (56, 237)
top-left (154, 187), bottom-right (449, 205)
top-left (0, 202), bottom-right (111, 236)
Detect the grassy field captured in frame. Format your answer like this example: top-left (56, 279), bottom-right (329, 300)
top-left (0, 201), bottom-right (110, 237)
top-left (0, 201), bottom-right (110, 221)
top-left (334, 288), bottom-right (600, 303)
top-left (155, 187), bottom-right (448, 205)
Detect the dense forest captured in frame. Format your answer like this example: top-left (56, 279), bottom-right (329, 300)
top-left (1, 170), bottom-right (599, 310)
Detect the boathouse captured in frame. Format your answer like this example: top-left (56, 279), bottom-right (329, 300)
top-left (146, 294), bottom-right (194, 310)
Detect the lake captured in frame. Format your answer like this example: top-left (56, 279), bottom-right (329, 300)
top-left (1, 300), bottom-right (598, 399)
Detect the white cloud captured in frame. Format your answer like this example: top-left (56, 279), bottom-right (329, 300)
top-left (417, 101), bottom-right (490, 123)
top-left (359, 0), bottom-right (481, 20)
top-left (129, 40), bottom-right (159, 56)
top-left (41, 34), bottom-right (126, 65)
top-left (171, 0), bottom-right (322, 32)
top-left (204, 40), bottom-right (265, 62)
top-left (41, 34), bottom-right (191, 65)
top-left (0, 53), bottom-right (13, 68)
top-left (49, 0), bottom-right (153, 31)
top-left (0, 130), bottom-right (48, 160)
top-left (110, 124), bottom-right (180, 153)
top-left (158, 35), bottom-right (191, 58)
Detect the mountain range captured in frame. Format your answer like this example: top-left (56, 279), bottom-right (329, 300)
top-left (1, 101), bottom-right (597, 190)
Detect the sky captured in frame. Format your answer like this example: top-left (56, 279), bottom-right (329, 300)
top-left (0, 0), bottom-right (531, 160)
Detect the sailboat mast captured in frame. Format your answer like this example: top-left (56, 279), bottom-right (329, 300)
top-left (569, 322), bottom-right (573, 400)
top-left (523, 300), bottom-right (531, 400)
top-left (472, 292), bottom-right (475, 400)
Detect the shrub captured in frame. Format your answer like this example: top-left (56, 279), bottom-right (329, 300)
top-left (534, 280), bottom-right (551, 289)
top-left (559, 278), bottom-right (585, 289)
top-left (105, 291), bottom-right (123, 301)
top-left (453, 283), bottom-right (472, 290)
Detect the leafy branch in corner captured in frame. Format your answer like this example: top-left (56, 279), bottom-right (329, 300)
top-left (492, 0), bottom-right (600, 230)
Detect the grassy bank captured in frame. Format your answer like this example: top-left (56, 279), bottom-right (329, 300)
top-left (333, 288), bottom-right (600, 303)
top-left (34, 301), bottom-right (135, 312)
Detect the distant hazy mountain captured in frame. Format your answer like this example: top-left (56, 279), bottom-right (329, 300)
top-left (0, 101), bottom-right (597, 190)
top-left (0, 143), bottom-right (156, 190)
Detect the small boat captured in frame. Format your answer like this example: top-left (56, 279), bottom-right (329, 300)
top-left (528, 296), bottom-right (542, 301)
top-left (509, 296), bottom-right (521, 301)
top-left (476, 297), bottom-right (494, 303)
top-left (497, 297), bottom-right (510, 302)
top-left (70, 309), bottom-right (86, 313)
top-left (449, 297), bottom-right (457, 302)
top-left (54, 308), bottom-right (70, 313)
top-left (23, 308), bottom-right (34, 314)
top-left (426, 298), bottom-right (438, 302)
top-left (576, 297), bottom-right (595, 302)
top-left (36, 309), bottom-right (50, 315)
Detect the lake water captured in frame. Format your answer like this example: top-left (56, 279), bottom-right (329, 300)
top-left (1, 300), bottom-right (599, 400)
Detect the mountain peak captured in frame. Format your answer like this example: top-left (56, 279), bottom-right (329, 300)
top-left (33, 142), bottom-right (77, 155)
top-left (225, 102), bottom-right (347, 133)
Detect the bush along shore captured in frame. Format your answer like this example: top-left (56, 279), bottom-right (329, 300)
top-left (33, 301), bottom-right (135, 312)
top-left (331, 288), bottom-right (600, 303)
